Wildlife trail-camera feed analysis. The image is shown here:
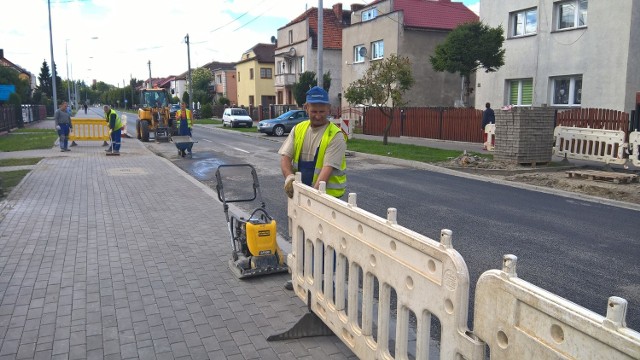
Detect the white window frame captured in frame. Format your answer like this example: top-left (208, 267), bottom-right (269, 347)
top-left (371, 40), bottom-right (384, 60)
top-left (551, 75), bottom-right (582, 106)
top-left (354, 44), bottom-right (365, 63)
top-left (299, 56), bottom-right (305, 73)
top-left (556, 0), bottom-right (588, 30)
top-left (362, 7), bottom-right (378, 22)
top-left (508, 78), bottom-right (533, 106)
top-left (511, 8), bottom-right (537, 37)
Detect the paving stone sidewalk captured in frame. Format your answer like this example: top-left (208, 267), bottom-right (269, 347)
top-left (0, 131), bottom-right (356, 359)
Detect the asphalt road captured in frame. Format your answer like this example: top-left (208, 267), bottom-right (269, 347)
top-left (123, 112), bottom-right (640, 331)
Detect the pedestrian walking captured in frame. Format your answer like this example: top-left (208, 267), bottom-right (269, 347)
top-left (54, 101), bottom-right (72, 152)
top-left (482, 102), bottom-right (495, 150)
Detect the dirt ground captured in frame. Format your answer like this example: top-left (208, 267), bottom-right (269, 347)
top-left (441, 154), bottom-right (640, 205)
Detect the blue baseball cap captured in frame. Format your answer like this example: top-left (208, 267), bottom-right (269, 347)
top-left (306, 86), bottom-right (330, 104)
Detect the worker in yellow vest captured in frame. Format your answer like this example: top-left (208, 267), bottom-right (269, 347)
top-left (279, 86), bottom-right (347, 200)
top-left (103, 105), bottom-right (123, 154)
top-left (175, 102), bottom-right (193, 157)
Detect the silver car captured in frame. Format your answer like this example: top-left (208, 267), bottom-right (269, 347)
top-left (257, 110), bottom-right (309, 136)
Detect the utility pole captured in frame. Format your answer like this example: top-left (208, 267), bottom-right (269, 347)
top-left (123, 79), bottom-right (126, 109)
top-left (48, 0), bottom-right (58, 111)
top-left (317, 0), bottom-right (323, 88)
top-left (185, 34), bottom-right (193, 108)
top-left (147, 60), bottom-right (152, 89)
top-left (65, 40), bottom-right (72, 105)
top-left (130, 74), bottom-right (134, 107)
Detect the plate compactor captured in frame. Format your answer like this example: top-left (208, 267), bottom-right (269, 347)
top-left (214, 164), bottom-right (288, 279)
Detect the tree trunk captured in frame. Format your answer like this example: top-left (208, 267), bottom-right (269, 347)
top-left (463, 73), bottom-right (471, 107)
top-left (382, 108), bottom-right (394, 145)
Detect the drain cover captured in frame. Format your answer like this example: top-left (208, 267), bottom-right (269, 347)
top-left (106, 168), bottom-right (147, 176)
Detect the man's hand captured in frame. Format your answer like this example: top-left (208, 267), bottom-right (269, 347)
top-left (284, 174), bottom-right (295, 198)
top-left (55, 125), bottom-right (61, 131)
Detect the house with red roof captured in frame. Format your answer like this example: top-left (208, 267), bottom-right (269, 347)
top-left (274, 3), bottom-right (352, 109)
top-left (342, 0), bottom-right (478, 107)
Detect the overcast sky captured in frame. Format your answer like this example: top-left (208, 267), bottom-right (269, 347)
top-left (2, 0), bottom-right (480, 87)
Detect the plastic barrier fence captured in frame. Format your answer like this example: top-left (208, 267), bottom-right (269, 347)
top-left (287, 175), bottom-right (484, 360)
top-left (629, 131), bottom-right (640, 167)
top-left (287, 177), bottom-right (640, 359)
top-left (69, 118), bottom-right (110, 142)
top-left (475, 255), bottom-right (640, 360)
top-left (484, 124), bottom-right (495, 151)
top-left (553, 126), bottom-right (627, 165)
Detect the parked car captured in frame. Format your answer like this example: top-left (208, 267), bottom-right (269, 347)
top-left (257, 110), bottom-right (309, 136)
top-left (222, 108), bottom-right (253, 128)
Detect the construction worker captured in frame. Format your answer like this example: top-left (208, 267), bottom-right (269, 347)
top-left (279, 86), bottom-right (347, 199)
top-left (279, 86), bottom-right (347, 290)
top-left (54, 101), bottom-right (72, 152)
top-left (103, 105), bottom-right (123, 154)
top-left (175, 102), bottom-right (193, 157)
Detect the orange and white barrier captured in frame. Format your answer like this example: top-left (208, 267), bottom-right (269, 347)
top-left (553, 126), bottom-right (627, 165)
top-left (286, 177), bottom-right (640, 359)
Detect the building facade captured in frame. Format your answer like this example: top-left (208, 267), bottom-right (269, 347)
top-left (341, 0), bottom-right (479, 108)
top-left (475, 0), bottom-right (640, 112)
top-left (235, 44), bottom-right (276, 107)
top-left (274, 4), bottom-right (351, 109)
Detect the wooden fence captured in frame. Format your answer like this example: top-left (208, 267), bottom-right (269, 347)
top-left (362, 107), bottom-right (484, 143)
top-left (362, 107), bottom-right (634, 143)
top-left (555, 108), bottom-right (630, 134)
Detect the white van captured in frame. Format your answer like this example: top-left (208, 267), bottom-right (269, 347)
top-left (222, 108), bottom-right (253, 128)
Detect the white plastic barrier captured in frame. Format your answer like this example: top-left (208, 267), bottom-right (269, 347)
top-left (474, 255), bottom-right (640, 359)
top-left (553, 126), bottom-right (627, 165)
top-left (287, 175), bottom-right (484, 360)
top-left (484, 124), bottom-right (495, 151)
top-left (286, 175), bottom-right (640, 359)
top-left (629, 131), bottom-right (640, 167)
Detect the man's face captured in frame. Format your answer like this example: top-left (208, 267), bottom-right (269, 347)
top-left (181, 103), bottom-right (186, 109)
top-left (304, 103), bottom-right (330, 128)
top-left (61, 102), bottom-right (67, 110)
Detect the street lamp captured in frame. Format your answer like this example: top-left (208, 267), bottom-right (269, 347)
top-left (47, 0), bottom-right (58, 112)
top-left (66, 39), bottom-right (71, 107)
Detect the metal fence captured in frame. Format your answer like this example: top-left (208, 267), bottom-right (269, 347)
top-left (0, 104), bottom-right (47, 132)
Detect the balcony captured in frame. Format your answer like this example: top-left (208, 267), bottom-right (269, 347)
top-left (275, 73), bottom-right (297, 87)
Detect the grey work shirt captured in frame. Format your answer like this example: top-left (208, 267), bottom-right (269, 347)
top-left (54, 109), bottom-right (72, 126)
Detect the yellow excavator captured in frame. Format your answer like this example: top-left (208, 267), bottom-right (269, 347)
top-left (136, 88), bottom-right (173, 142)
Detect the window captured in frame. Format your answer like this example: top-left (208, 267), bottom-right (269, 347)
top-left (299, 56), bottom-right (304, 73)
top-left (288, 30), bottom-right (293, 44)
top-left (238, 72), bottom-right (240, 82)
top-left (511, 8), bottom-right (537, 37)
top-left (508, 78), bottom-right (533, 106)
top-left (354, 44), bottom-right (365, 63)
top-left (250, 68), bottom-right (254, 80)
top-left (371, 40), bottom-right (384, 60)
top-left (556, 0), bottom-right (587, 30)
top-left (260, 68), bottom-right (272, 79)
top-left (216, 75), bottom-right (222, 83)
top-left (362, 7), bottom-right (378, 21)
top-left (249, 95), bottom-right (254, 106)
top-left (551, 75), bottom-right (582, 106)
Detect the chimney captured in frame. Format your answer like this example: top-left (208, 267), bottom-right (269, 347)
top-left (0, 49), bottom-right (4, 59)
top-left (351, 4), bottom-right (365, 12)
top-left (333, 3), bottom-right (343, 22)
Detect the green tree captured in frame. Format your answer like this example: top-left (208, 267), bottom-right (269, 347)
top-left (200, 103), bottom-right (213, 119)
top-left (292, 71), bottom-right (331, 106)
top-left (344, 54), bottom-right (414, 145)
top-left (430, 21), bottom-right (505, 106)
top-left (192, 67), bottom-right (213, 92)
top-left (37, 60), bottom-right (52, 98)
top-left (215, 96), bottom-right (230, 106)
top-left (182, 91), bottom-right (190, 106)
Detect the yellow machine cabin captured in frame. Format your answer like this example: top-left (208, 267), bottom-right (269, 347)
top-left (136, 88), bottom-right (172, 142)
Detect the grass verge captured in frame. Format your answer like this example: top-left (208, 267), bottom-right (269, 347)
top-left (0, 170), bottom-right (30, 200)
top-left (0, 158), bottom-right (43, 167)
top-left (347, 138), bottom-right (491, 163)
top-left (0, 129), bottom-right (57, 151)
top-left (196, 119), bottom-right (222, 125)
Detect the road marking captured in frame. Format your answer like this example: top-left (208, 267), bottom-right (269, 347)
top-left (200, 138), bottom-right (212, 143)
top-left (232, 147), bottom-right (250, 154)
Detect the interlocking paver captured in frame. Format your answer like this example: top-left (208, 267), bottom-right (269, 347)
top-left (0, 119), bottom-right (357, 360)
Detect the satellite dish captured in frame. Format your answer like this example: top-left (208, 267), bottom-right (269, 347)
top-left (288, 47), bottom-right (296, 57)
top-left (270, 36), bottom-right (277, 44)
top-left (358, 47), bottom-right (368, 58)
